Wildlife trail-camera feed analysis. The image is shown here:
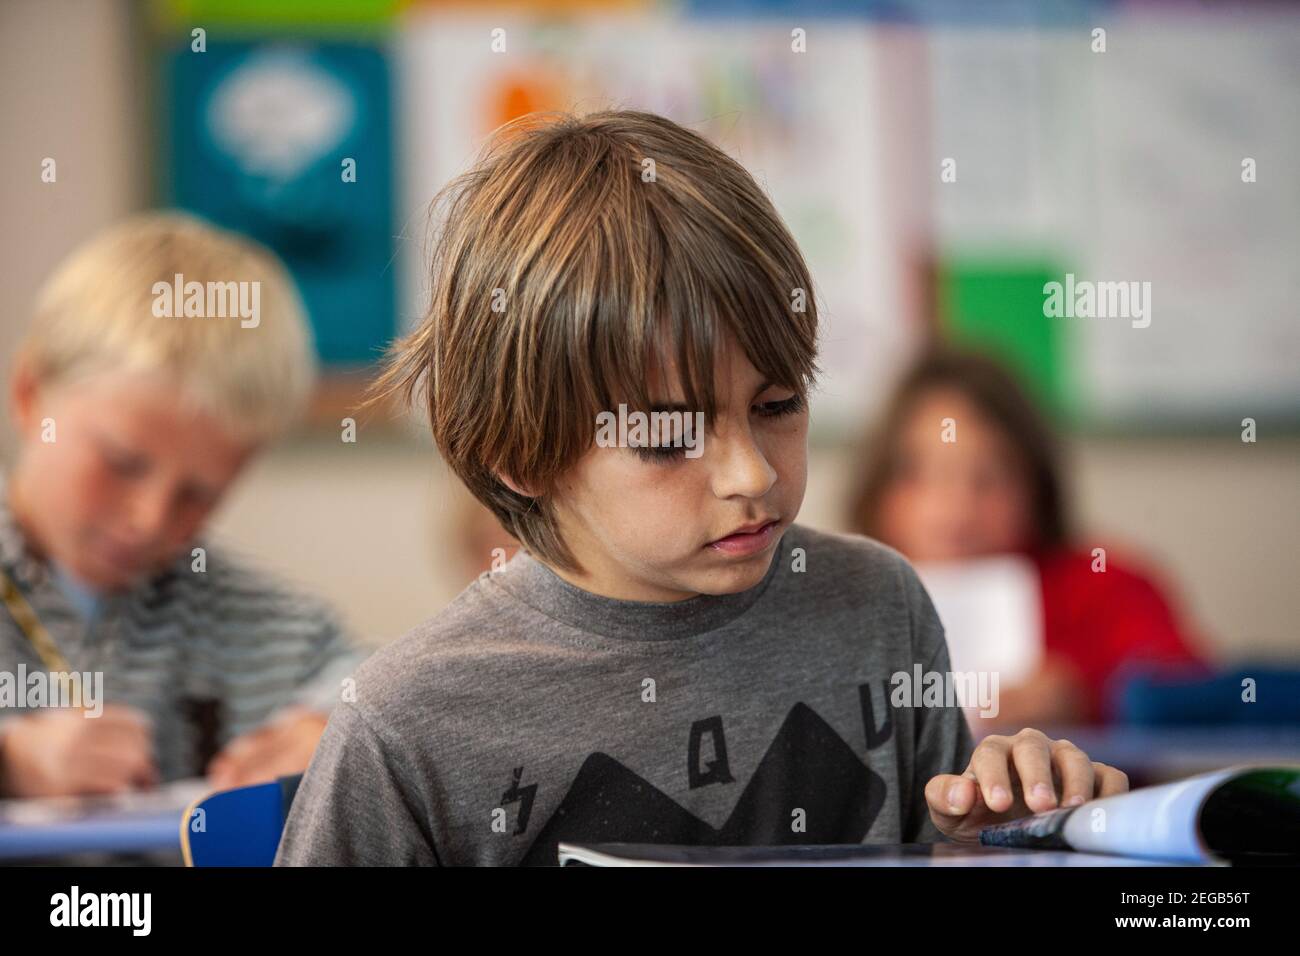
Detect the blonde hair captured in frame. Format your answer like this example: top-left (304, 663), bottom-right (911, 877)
top-left (24, 211), bottom-right (316, 443)
top-left (371, 109), bottom-right (821, 572)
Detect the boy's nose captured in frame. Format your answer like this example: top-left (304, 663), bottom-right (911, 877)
top-left (124, 485), bottom-right (174, 542)
top-left (710, 430), bottom-right (777, 500)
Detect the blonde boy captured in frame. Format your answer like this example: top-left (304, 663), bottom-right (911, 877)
top-left (0, 213), bottom-right (359, 797)
top-left (276, 111), bottom-right (1126, 866)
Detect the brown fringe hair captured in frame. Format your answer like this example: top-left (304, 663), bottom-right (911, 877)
top-left (369, 109), bottom-right (821, 571)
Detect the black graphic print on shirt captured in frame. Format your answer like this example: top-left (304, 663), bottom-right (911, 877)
top-left (518, 688), bottom-right (897, 866)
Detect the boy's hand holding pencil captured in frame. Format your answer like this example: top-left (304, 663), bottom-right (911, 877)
top-left (0, 704), bottom-right (158, 798)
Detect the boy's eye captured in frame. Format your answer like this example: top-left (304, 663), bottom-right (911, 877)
top-left (179, 483), bottom-right (220, 510)
top-left (102, 445), bottom-right (148, 478)
top-left (630, 444), bottom-right (686, 464)
top-left (754, 394), bottom-right (806, 418)
top-left (628, 395), bottom-right (805, 463)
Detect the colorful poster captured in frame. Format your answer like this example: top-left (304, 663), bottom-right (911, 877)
top-left (165, 39), bottom-right (396, 366)
top-left (398, 11), bottom-right (912, 436)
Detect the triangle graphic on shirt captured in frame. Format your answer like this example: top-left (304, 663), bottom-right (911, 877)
top-left (520, 701), bottom-right (886, 865)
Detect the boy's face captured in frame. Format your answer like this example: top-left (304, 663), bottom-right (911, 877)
top-left (8, 365), bottom-right (258, 592)
top-left (545, 333), bottom-right (808, 602)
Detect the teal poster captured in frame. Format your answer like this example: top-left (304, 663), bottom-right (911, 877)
top-left (165, 41), bottom-right (395, 366)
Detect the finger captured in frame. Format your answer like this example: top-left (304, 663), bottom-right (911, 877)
top-left (97, 702), bottom-right (151, 722)
top-left (925, 773), bottom-right (980, 819)
top-left (206, 735), bottom-right (268, 782)
top-left (73, 751), bottom-right (151, 795)
top-left (1010, 729), bottom-right (1058, 812)
top-left (213, 727), bottom-right (276, 763)
top-left (84, 730), bottom-right (155, 764)
top-left (79, 708), bottom-right (154, 758)
top-left (207, 756), bottom-right (251, 789)
top-left (84, 741), bottom-right (158, 788)
top-left (1051, 740), bottom-right (1096, 807)
top-left (235, 747), bottom-right (303, 785)
top-left (208, 737), bottom-right (279, 781)
top-left (95, 705), bottom-right (155, 735)
top-left (1093, 762), bottom-right (1130, 798)
top-left (206, 759), bottom-right (236, 789)
top-left (81, 716), bottom-right (153, 752)
top-left (210, 735), bottom-right (291, 787)
top-left (241, 733), bottom-right (307, 778)
top-left (233, 735), bottom-right (312, 786)
top-left (969, 735), bottom-right (1016, 813)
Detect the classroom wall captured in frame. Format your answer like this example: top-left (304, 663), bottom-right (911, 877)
top-left (2, 0), bottom-right (1295, 662)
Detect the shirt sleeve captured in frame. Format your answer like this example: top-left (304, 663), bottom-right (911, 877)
top-left (194, 547), bottom-right (367, 726)
top-left (895, 558), bottom-right (977, 843)
top-left (274, 700), bottom-right (441, 866)
top-left (1039, 552), bottom-right (1207, 723)
top-left (274, 603), bottom-right (366, 718)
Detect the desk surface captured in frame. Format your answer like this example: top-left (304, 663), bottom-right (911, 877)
top-left (4, 728), bottom-right (1297, 862)
top-left (0, 779), bottom-right (207, 861)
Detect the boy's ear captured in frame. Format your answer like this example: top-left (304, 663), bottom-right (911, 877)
top-left (8, 352), bottom-right (41, 434)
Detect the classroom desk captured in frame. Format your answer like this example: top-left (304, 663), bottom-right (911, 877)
top-left (4, 728), bottom-right (1296, 863)
top-left (0, 779), bottom-right (205, 863)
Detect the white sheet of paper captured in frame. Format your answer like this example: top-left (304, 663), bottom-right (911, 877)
top-left (913, 555), bottom-right (1044, 696)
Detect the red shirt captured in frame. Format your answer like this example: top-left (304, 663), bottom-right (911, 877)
top-left (1026, 547), bottom-right (1208, 724)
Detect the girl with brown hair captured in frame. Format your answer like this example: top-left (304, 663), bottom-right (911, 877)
top-left (850, 349), bottom-right (1206, 728)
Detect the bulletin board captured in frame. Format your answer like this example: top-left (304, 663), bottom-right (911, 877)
top-left (152, 0), bottom-right (1300, 431)
top-left (927, 9), bottom-right (1300, 431)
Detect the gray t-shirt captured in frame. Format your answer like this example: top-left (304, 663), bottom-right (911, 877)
top-left (275, 523), bottom-right (975, 866)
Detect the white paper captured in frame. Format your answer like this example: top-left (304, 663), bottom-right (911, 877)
top-left (1061, 767), bottom-right (1237, 864)
top-left (914, 555), bottom-right (1043, 692)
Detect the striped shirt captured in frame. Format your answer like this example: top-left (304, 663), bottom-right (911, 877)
top-left (0, 480), bottom-right (363, 783)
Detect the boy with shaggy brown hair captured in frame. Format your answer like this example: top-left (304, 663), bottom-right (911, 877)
top-left (277, 110), bottom-right (1126, 866)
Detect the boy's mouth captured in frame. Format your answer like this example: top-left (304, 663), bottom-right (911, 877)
top-left (706, 518), bottom-right (780, 556)
top-left (91, 533), bottom-right (151, 574)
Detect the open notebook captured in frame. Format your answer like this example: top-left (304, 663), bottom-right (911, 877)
top-left (558, 766), bottom-right (1300, 866)
top-left (979, 765), bottom-right (1300, 864)
top-left (557, 842), bottom-right (1172, 867)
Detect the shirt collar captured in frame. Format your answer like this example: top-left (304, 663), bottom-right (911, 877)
top-left (492, 525), bottom-right (790, 642)
top-left (0, 473), bottom-right (54, 591)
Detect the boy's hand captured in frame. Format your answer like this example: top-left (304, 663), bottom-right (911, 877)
top-left (0, 704), bottom-right (158, 798)
top-left (924, 728), bottom-right (1129, 844)
top-left (206, 706), bottom-right (329, 789)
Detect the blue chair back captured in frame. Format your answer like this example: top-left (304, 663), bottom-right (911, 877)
top-left (182, 774), bottom-right (303, 866)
